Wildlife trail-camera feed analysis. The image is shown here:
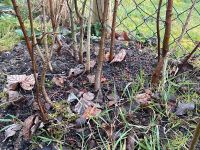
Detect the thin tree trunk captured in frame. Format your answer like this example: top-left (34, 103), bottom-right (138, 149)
top-left (109, 0), bottom-right (118, 62)
top-left (74, 0), bottom-right (87, 64)
top-left (49, 0), bottom-right (64, 56)
top-left (66, 0), bottom-right (78, 61)
top-left (189, 121), bottom-right (200, 150)
top-left (151, 0), bottom-right (173, 86)
top-left (86, 0), bottom-right (93, 72)
top-left (95, 0), bottom-right (109, 91)
top-left (41, 0), bottom-right (53, 105)
top-left (156, 0), bottom-right (162, 62)
top-left (12, 0), bottom-right (47, 121)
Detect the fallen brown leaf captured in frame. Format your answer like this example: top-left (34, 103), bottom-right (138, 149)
top-left (22, 115), bottom-right (37, 140)
top-left (135, 93), bottom-right (151, 105)
top-left (74, 97), bottom-right (100, 115)
top-left (68, 64), bottom-right (85, 77)
top-left (110, 49), bottom-right (126, 63)
top-left (52, 76), bottom-right (65, 87)
top-left (87, 75), bottom-right (107, 84)
top-left (7, 74), bottom-right (35, 90)
top-left (83, 92), bottom-right (95, 101)
top-left (118, 31), bottom-right (130, 41)
top-left (3, 124), bottom-right (22, 142)
top-left (82, 106), bottom-right (101, 119)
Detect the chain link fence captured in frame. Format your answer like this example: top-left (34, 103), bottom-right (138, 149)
top-left (113, 0), bottom-right (200, 57)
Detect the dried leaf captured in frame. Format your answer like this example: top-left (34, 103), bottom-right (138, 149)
top-left (83, 92), bottom-right (95, 101)
top-left (52, 76), bottom-right (65, 87)
top-left (8, 90), bottom-right (23, 102)
top-left (82, 106), bottom-right (101, 119)
top-left (110, 49), bottom-right (126, 63)
top-left (135, 93), bottom-right (151, 105)
top-left (7, 74), bottom-right (35, 90)
top-left (22, 115), bottom-right (36, 140)
top-left (175, 102), bottom-right (195, 116)
top-left (3, 124), bottom-right (22, 142)
top-left (74, 97), bottom-right (100, 115)
top-left (87, 74), bottom-right (107, 84)
top-left (67, 92), bottom-right (78, 103)
top-left (118, 31), bottom-right (130, 41)
top-left (68, 64), bottom-right (85, 77)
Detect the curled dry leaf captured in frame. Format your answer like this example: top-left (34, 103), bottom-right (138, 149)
top-left (7, 74), bottom-right (35, 90)
top-left (52, 76), bottom-right (65, 87)
top-left (135, 93), bottom-right (151, 105)
top-left (83, 92), bottom-right (95, 101)
top-left (175, 102), bottom-right (195, 116)
top-left (110, 49), bottom-right (126, 63)
top-left (3, 124), bottom-right (22, 142)
top-left (67, 92), bottom-right (78, 103)
top-left (68, 64), bottom-right (85, 78)
top-left (87, 74), bottom-right (107, 84)
top-left (74, 97), bottom-right (100, 115)
top-left (82, 106), bottom-right (101, 119)
top-left (117, 31), bottom-right (130, 41)
top-left (22, 115), bottom-right (37, 140)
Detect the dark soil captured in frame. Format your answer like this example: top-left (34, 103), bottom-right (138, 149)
top-left (0, 38), bottom-right (199, 149)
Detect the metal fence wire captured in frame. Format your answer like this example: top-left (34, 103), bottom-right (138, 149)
top-left (114, 0), bottom-right (200, 54)
top-left (80, 0), bottom-right (200, 57)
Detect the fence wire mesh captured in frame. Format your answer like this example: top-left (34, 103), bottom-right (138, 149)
top-left (113, 0), bottom-right (200, 56)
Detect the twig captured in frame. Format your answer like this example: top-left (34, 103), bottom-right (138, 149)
top-left (156, 0), bottom-right (162, 62)
top-left (109, 0), bottom-right (119, 62)
top-left (178, 41), bottom-right (200, 73)
top-left (95, 0), bottom-right (110, 90)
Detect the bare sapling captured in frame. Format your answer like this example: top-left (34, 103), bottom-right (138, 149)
top-left (41, 0), bottom-right (54, 106)
top-left (156, 0), bottom-right (162, 62)
top-left (86, 0), bottom-right (93, 72)
top-left (151, 0), bottom-right (173, 86)
top-left (109, 0), bottom-right (119, 62)
top-left (66, 0), bottom-right (78, 61)
top-left (12, 0), bottom-right (47, 121)
top-left (48, 0), bottom-right (65, 56)
top-left (189, 121), bottom-right (200, 150)
top-left (95, 0), bottom-right (110, 91)
top-left (74, 0), bottom-right (87, 64)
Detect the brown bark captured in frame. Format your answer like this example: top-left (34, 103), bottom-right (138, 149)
top-left (48, 0), bottom-right (63, 56)
top-left (162, 0), bottom-right (173, 57)
top-left (66, 0), bottom-right (78, 61)
top-left (109, 0), bottom-right (118, 62)
top-left (95, 0), bottom-right (109, 91)
top-left (41, 0), bottom-right (54, 105)
top-left (86, 0), bottom-right (93, 72)
top-left (151, 0), bottom-right (173, 86)
top-left (156, 0), bottom-right (162, 62)
top-left (74, 0), bottom-right (87, 64)
top-left (189, 121), bottom-right (200, 150)
top-left (12, 0), bottom-right (47, 121)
